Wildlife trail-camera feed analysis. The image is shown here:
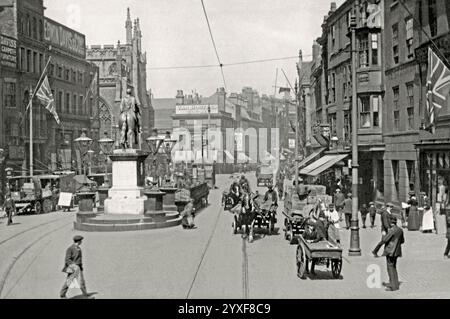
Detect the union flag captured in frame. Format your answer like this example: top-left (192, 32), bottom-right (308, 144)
top-left (425, 47), bottom-right (450, 133)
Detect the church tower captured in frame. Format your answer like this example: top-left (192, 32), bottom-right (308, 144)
top-left (125, 7), bottom-right (132, 45)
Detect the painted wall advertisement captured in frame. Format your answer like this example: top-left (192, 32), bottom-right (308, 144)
top-left (175, 104), bottom-right (219, 115)
top-left (44, 18), bottom-right (86, 57)
top-left (0, 34), bottom-right (17, 69)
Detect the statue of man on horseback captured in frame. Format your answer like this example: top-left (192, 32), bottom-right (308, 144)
top-left (119, 88), bottom-right (142, 149)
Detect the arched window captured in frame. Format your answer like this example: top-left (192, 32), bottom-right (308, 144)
top-left (32, 17), bottom-right (37, 39)
top-left (26, 14), bottom-right (31, 36)
top-left (99, 100), bottom-right (113, 137)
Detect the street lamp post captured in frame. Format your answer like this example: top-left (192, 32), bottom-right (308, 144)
top-left (98, 131), bottom-right (115, 187)
top-left (163, 131), bottom-right (177, 185)
top-left (74, 128), bottom-right (93, 176)
top-left (146, 129), bottom-right (165, 187)
top-left (348, 7), bottom-right (361, 256)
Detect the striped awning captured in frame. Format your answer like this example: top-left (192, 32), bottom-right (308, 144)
top-left (297, 148), bottom-right (326, 169)
top-left (300, 154), bottom-right (348, 177)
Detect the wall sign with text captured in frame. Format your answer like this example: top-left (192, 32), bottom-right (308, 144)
top-left (0, 34), bottom-right (17, 69)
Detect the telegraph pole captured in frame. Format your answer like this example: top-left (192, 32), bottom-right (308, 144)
top-left (349, 4), bottom-right (361, 256)
top-left (294, 81), bottom-right (299, 189)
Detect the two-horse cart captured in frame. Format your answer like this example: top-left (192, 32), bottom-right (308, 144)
top-left (296, 236), bottom-right (343, 279)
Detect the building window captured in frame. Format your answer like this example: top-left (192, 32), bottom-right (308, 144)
top-left (78, 72), bottom-right (83, 84)
top-left (27, 14), bottom-right (31, 36)
top-left (32, 17), bottom-right (37, 39)
top-left (377, 160), bottom-right (384, 194)
top-left (328, 73), bottom-right (336, 104)
top-left (359, 96), bottom-right (371, 128)
top-left (405, 17), bottom-right (414, 59)
top-left (65, 68), bottom-right (70, 81)
top-left (371, 33), bottom-right (379, 65)
top-left (58, 66), bottom-right (63, 78)
top-left (72, 70), bottom-right (77, 83)
top-left (328, 113), bottom-right (337, 136)
top-left (33, 52), bottom-right (38, 73)
top-left (373, 95), bottom-right (380, 127)
top-left (331, 25), bottom-right (336, 49)
top-left (344, 111), bottom-right (351, 144)
top-left (428, 0), bottom-right (437, 37)
top-left (39, 53), bottom-right (43, 74)
top-left (4, 82), bottom-right (16, 108)
top-left (393, 87), bottom-right (400, 130)
top-left (38, 20), bottom-right (43, 41)
top-left (58, 91), bottom-right (63, 113)
top-left (49, 63), bottom-right (54, 76)
top-left (66, 93), bottom-right (71, 114)
top-left (392, 24), bottom-right (399, 64)
top-left (73, 94), bottom-right (78, 115)
top-left (392, 160), bottom-right (400, 195)
top-left (20, 47), bottom-right (26, 71)
top-left (26, 49), bottom-right (32, 72)
top-left (79, 96), bottom-right (84, 115)
top-left (406, 83), bottom-right (414, 130)
top-left (359, 35), bottom-right (369, 68)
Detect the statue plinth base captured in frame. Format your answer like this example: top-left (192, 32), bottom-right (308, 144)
top-left (104, 149), bottom-right (150, 215)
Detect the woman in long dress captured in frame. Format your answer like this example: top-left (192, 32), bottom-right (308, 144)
top-left (422, 202), bottom-right (435, 233)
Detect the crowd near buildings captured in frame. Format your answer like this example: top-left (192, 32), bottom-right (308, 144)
top-left (297, 0), bottom-right (450, 216)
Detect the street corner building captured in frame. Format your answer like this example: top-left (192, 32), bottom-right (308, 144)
top-left (0, 0), bottom-right (100, 175)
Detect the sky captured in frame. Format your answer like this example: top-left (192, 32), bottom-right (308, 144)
top-left (44, 0), bottom-right (345, 98)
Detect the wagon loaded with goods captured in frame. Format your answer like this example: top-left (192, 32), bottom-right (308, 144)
top-left (283, 184), bottom-right (332, 244)
top-left (252, 195), bottom-right (277, 235)
top-left (174, 182), bottom-right (209, 212)
top-left (256, 164), bottom-right (273, 186)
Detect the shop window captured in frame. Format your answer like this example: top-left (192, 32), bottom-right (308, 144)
top-left (406, 160), bottom-right (415, 191)
top-left (4, 82), bottom-right (16, 108)
top-left (392, 160), bottom-right (399, 195)
top-left (377, 159), bottom-right (384, 194)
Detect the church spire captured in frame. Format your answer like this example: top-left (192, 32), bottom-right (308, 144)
top-left (125, 7), bottom-right (132, 45)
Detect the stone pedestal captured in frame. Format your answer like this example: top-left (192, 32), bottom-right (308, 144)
top-left (144, 189), bottom-right (164, 212)
top-left (160, 187), bottom-right (178, 212)
top-left (78, 191), bottom-right (96, 212)
top-left (97, 186), bottom-right (110, 212)
top-left (104, 149), bottom-right (150, 215)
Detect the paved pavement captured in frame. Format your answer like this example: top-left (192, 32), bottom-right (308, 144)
top-left (0, 173), bottom-right (449, 299)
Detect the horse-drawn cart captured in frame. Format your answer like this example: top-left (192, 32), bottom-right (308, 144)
top-left (296, 236), bottom-right (343, 279)
top-left (283, 184), bottom-right (331, 244)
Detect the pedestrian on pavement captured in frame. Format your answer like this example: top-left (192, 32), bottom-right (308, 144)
top-left (360, 203), bottom-right (369, 229)
top-left (2, 192), bottom-right (16, 226)
top-left (381, 216), bottom-right (405, 291)
top-left (343, 193), bottom-right (353, 230)
top-left (334, 188), bottom-right (345, 220)
top-left (60, 235), bottom-right (90, 298)
top-left (422, 201), bottom-right (435, 234)
top-left (372, 203), bottom-right (394, 257)
top-left (369, 202), bottom-right (377, 228)
top-left (444, 208), bottom-right (450, 258)
top-left (407, 195), bottom-right (420, 231)
top-left (325, 203), bottom-right (341, 245)
top-left (181, 198), bottom-right (196, 229)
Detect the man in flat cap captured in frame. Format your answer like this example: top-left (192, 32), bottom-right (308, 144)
top-left (60, 235), bottom-right (90, 298)
top-left (381, 215), bottom-right (405, 291)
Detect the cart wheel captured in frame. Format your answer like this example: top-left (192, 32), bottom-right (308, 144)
top-left (42, 199), bottom-right (52, 214)
top-left (296, 245), bottom-right (306, 279)
top-left (34, 201), bottom-right (42, 214)
top-left (331, 259), bottom-right (342, 279)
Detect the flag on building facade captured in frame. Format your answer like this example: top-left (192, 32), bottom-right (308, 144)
top-left (425, 47), bottom-right (450, 133)
top-left (36, 75), bottom-right (60, 124)
top-left (83, 71), bottom-right (98, 107)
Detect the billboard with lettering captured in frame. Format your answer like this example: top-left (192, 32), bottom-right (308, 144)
top-left (44, 18), bottom-right (86, 58)
top-left (0, 34), bottom-right (17, 69)
top-left (175, 104), bottom-right (219, 115)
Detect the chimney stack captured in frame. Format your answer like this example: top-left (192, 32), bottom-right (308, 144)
top-left (176, 90), bottom-right (184, 105)
top-left (330, 2), bottom-right (337, 12)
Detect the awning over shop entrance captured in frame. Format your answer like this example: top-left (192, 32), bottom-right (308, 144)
top-left (300, 154), bottom-right (348, 177)
top-left (297, 147), bottom-right (326, 169)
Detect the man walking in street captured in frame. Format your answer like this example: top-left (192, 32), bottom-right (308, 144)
top-left (2, 192), bottom-right (16, 226)
top-left (334, 188), bottom-right (345, 220)
top-left (372, 203), bottom-right (394, 257)
top-left (444, 208), bottom-right (450, 259)
top-left (381, 216), bottom-right (405, 291)
top-left (369, 202), bottom-right (377, 228)
top-left (60, 235), bottom-right (91, 298)
top-left (343, 193), bottom-right (353, 230)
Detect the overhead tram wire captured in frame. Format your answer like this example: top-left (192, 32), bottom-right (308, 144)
top-left (398, 0), bottom-right (450, 67)
top-left (147, 55), bottom-right (308, 71)
top-left (200, 0), bottom-right (227, 91)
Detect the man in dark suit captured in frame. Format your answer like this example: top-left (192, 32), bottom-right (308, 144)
top-left (381, 216), bottom-right (405, 291)
top-left (60, 235), bottom-right (90, 298)
top-left (372, 203), bottom-right (393, 257)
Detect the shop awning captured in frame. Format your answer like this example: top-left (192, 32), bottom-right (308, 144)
top-left (297, 147), bottom-right (326, 169)
top-left (300, 154), bottom-right (348, 177)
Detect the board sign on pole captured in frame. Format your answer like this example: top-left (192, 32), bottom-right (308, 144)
top-left (58, 192), bottom-right (73, 208)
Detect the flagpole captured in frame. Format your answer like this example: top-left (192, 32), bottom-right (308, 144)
top-left (25, 56), bottom-right (52, 113)
top-left (29, 86), bottom-right (33, 177)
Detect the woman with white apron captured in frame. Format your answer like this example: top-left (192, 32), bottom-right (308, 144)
top-left (422, 202), bottom-right (435, 233)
